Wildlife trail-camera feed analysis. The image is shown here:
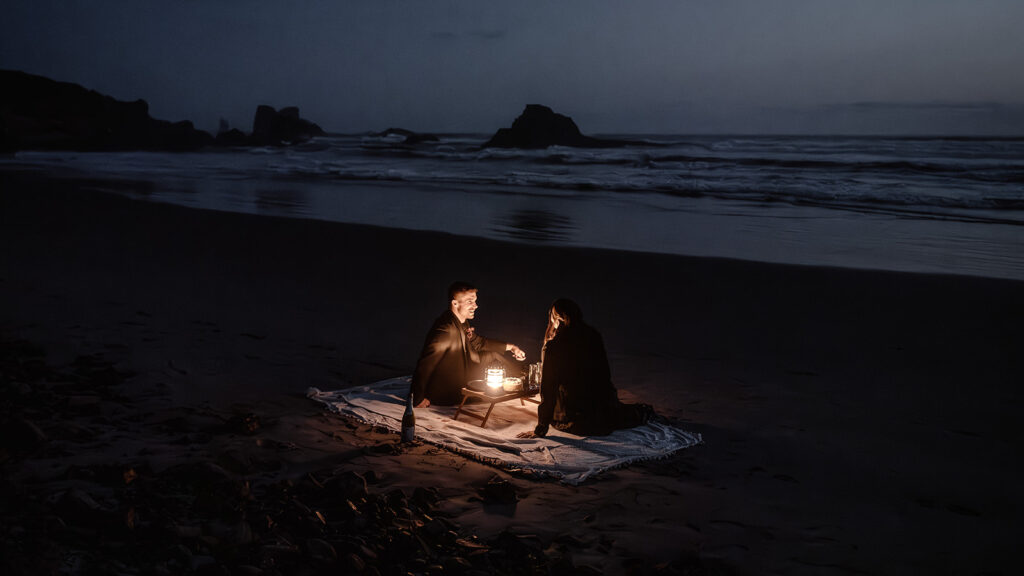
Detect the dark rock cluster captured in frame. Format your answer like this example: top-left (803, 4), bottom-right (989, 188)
top-left (484, 105), bottom-right (628, 149)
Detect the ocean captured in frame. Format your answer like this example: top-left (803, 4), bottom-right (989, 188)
top-left (4, 134), bottom-right (1023, 280)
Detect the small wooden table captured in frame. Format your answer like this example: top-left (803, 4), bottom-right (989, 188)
top-left (452, 387), bottom-right (540, 428)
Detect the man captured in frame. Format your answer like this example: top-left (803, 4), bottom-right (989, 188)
top-left (411, 281), bottom-right (525, 407)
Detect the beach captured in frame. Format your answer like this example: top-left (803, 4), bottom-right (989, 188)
top-left (2, 174), bottom-right (1023, 575)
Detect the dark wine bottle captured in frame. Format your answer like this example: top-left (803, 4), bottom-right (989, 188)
top-left (401, 393), bottom-right (415, 442)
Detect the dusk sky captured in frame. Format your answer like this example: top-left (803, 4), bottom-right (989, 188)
top-left (3, 0), bottom-right (1023, 135)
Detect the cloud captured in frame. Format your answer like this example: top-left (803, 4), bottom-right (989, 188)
top-left (468, 29), bottom-right (505, 40)
top-left (842, 101), bottom-right (1010, 113)
top-left (431, 29), bottom-right (506, 41)
top-left (784, 101), bottom-right (1024, 135)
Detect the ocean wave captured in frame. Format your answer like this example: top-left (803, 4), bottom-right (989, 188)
top-left (260, 159), bottom-right (1022, 214)
top-left (7, 135), bottom-right (1023, 219)
top-left (338, 135), bottom-right (1024, 185)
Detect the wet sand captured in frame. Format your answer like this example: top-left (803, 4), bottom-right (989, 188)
top-left (2, 174), bottom-right (1022, 574)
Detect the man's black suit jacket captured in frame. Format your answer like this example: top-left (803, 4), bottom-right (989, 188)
top-left (411, 310), bottom-right (507, 405)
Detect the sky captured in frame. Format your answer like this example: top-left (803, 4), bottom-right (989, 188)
top-left (3, 0), bottom-right (1024, 136)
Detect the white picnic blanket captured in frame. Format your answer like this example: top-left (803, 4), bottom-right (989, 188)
top-left (307, 376), bottom-right (702, 484)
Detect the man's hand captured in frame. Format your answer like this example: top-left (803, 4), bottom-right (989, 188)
top-left (415, 398), bottom-right (430, 408)
top-left (516, 431), bottom-right (536, 439)
top-left (507, 344), bottom-right (526, 361)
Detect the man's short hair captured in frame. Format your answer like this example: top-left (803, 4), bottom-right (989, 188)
top-left (448, 281), bottom-right (477, 302)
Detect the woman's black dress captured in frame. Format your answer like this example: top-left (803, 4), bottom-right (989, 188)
top-left (534, 322), bottom-right (653, 437)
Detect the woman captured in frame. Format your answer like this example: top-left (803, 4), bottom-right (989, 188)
top-left (520, 299), bottom-right (653, 438)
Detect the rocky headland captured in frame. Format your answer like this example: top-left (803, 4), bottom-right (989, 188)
top-left (0, 70), bottom-right (324, 152)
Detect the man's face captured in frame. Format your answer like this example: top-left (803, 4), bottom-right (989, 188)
top-left (452, 290), bottom-right (478, 321)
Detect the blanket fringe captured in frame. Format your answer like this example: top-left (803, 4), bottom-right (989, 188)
top-left (309, 379), bottom-right (702, 485)
top-left (325, 411), bottom-right (702, 485)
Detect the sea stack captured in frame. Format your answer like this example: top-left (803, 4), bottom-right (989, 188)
top-left (484, 104), bottom-right (624, 149)
top-left (249, 105), bottom-right (326, 146)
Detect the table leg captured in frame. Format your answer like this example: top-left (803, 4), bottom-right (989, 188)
top-left (479, 402), bottom-right (497, 428)
top-left (453, 395), bottom-right (471, 422)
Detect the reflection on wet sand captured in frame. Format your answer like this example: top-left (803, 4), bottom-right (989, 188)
top-left (493, 209), bottom-right (574, 242)
top-left (256, 188), bottom-right (307, 216)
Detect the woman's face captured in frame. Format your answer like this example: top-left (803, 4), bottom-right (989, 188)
top-left (549, 308), bottom-right (561, 328)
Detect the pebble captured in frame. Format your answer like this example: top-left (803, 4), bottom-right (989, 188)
top-left (444, 555), bottom-right (473, 573)
top-left (481, 476), bottom-right (518, 504)
top-left (323, 470), bottom-right (368, 499)
top-left (424, 518), bottom-right (447, 539)
top-left (189, 554), bottom-right (217, 571)
top-left (1, 417), bottom-right (48, 455)
top-left (306, 538), bottom-right (337, 563)
top-left (225, 520), bottom-right (255, 546)
top-left (359, 544), bottom-right (377, 560)
top-left (226, 412), bottom-right (261, 435)
top-left (261, 544), bottom-right (300, 556)
top-left (344, 552), bottom-right (366, 573)
top-left (172, 523), bottom-right (202, 539)
top-left (386, 488), bottom-right (408, 508)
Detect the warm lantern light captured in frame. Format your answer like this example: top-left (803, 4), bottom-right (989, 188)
top-left (485, 366), bottom-right (505, 394)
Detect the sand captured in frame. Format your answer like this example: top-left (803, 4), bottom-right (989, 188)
top-left (2, 173), bottom-right (1022, 575)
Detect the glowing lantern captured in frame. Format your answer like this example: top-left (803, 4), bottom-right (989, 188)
top-left (485, 365), bottom-right (505, 395)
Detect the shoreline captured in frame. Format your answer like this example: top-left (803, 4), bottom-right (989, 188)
top-left (3, 163), bottom-right (1022, 283)
top-left (3, 176), bottom-right (1023, 574)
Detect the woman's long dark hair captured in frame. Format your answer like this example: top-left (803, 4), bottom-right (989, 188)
top-left (543, 298), bottom-right (582, 361)
top-left (545, 298), bottom-right (583, 344)
top-left (551, 298), bottom-right (582, 327)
